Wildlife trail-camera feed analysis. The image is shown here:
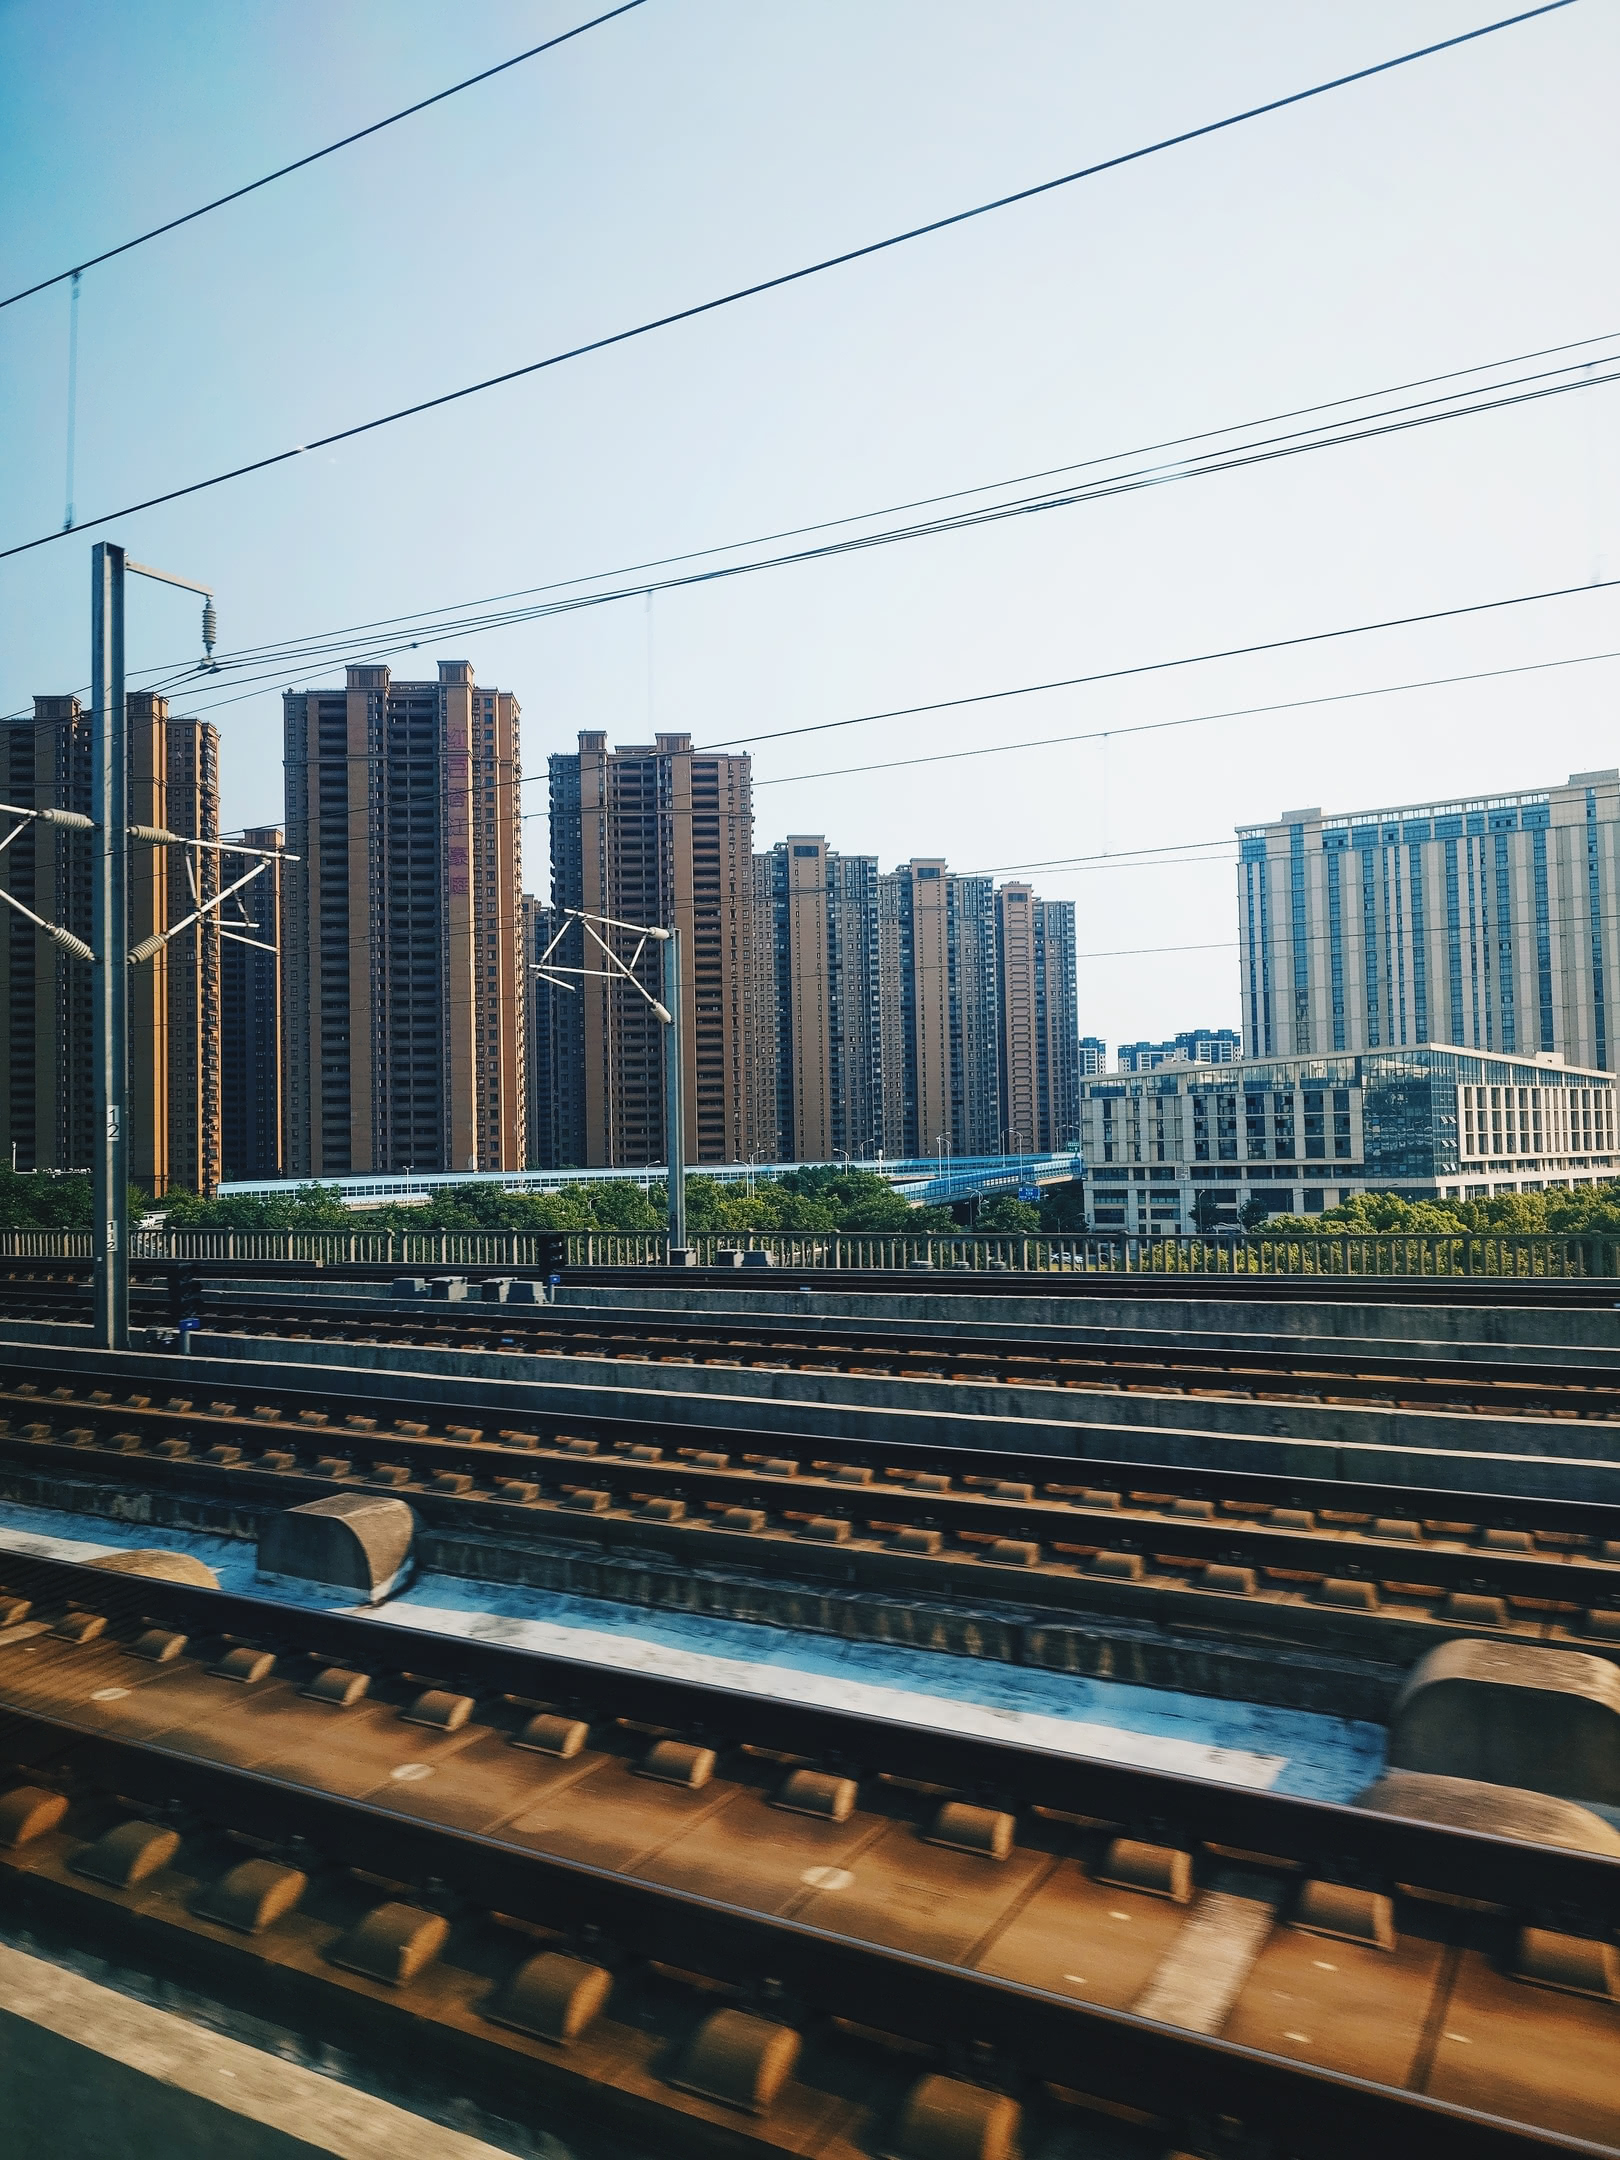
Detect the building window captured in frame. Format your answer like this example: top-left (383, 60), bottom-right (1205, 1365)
top-left (1289, 823), bottom-right (1310, 1052)
top-left (1408, 842), bottom-right (1428, 1042)
top-left (1494, 832), bottom-right (1516, 1054)
top-left (1589, 789), bottom-right (1608, 1070)
top-left (1533, 827), bottom-right (1554, 1052)
top-left (1245, 1092), bottom-right (1267, 1159)
top-left (1216, 1092), bottom-right (1237, 1160)
top-left (1360, 844), bottom-right (1380, 1046)
top-left (1326, 846), bottom-right (1345, 1051)
top-left (1333, 1086), bottom-right (1352, 1158)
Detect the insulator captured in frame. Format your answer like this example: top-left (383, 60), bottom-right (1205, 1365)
top-left (201, 600), bottom-right (218, 658)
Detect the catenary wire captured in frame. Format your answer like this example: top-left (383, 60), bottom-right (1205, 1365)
top-left (0, 4), bottom-right (650, 313)
top-left (6, 335), bottom-right (1616, 726)
top-left (28, 426), bottom-right (1620, 741)
top-left (697, 570), bottom-right (1620, 754)
top-left (91, 326), bottom-right (1620, 676)
top-left (0, 1), bottom-right (1577, 561)
top-left (753, 648), bottom-right (1620, 787)
top-left (159, 631), bottom-right (1620, 812)
top-left (98, 350), bottom-right (1620, 691)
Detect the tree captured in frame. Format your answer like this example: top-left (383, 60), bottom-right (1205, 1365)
top-left (0, 1168), bottom-right (94, 1229)
top-left (1038, 1179), bottom-right (1089, 1232)
top-left (1192, 1188), bottom-right (1227, 1235)
top-left (161, 1183), bottom-right (351, 1230)
top-left (975, 1195), bottom-right (1042, 1233)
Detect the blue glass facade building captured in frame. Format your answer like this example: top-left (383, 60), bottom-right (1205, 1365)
top-left (1237, 773), bottom-right (1620, 1074)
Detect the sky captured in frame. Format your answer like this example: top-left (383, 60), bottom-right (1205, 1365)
top-left (2, 0), bottom-right (1618, 1058)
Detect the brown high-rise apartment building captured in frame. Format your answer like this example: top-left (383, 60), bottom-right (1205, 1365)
top-left (996, 883), bottom-right (1041, 1154)
top-left (282, 662), bottom-right (524, 1177)
top-left (544, 732), bottom-right (754, 1167)
top-left (1, 696), bottom-right (94, 1175)
top-left (754, 836), bottom-right (883, 1162)
top-left (220, 826), bottom-right (284, 1181)
top-left (878, 860), bottom-right (1000, 1160)
top-left (157, 703), bottom-right (223, 1198)
top-left (522, 893), bottom-right (563, 1171)
top-left (995, 884), bottom-right (1079, 1154)
top-left (0, 692), bottom-right (223, 1195)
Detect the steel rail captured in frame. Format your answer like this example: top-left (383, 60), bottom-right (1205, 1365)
top-left (0, 1702), bottom-right (1601, 2160)
top-left (2, 1383), bottom-right (1617, 1611)
top-left (177, 1285), bottom-right (1620, 1417)
top-left (0, 1550), bottom-right (1615, 2157)
top-left (1, 1546), bottom-right (1617, 1925)
top-left (9, 1546), bottom-right (1620, 1935)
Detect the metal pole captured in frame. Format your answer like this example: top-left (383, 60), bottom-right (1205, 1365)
top-left (90, 542), bottom-right (128, 1349)
top-left (663, 927), bottom-right (688, 1260)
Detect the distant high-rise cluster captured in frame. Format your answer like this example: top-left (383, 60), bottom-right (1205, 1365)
top-left (0, 674), bottom-right (1086, 1196)
top-left (1, 691), bottom-right (224, 1195)
top-left (1116, 1027), bottom-right (1240, 1072)
top-left (529, 735), bottom-right (1081, 1169)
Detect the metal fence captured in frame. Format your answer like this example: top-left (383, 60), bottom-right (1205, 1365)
top-left (2, 1227), bottom-right (1619, 1277)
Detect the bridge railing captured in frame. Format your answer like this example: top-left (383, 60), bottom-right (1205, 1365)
top-left (3, 1227), bottom-right (1619, 1276)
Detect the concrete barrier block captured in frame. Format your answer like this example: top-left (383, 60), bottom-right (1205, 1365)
top-left (257, 1494), bottom-right (415, 1603)
top-left (1354, 1769), bottom-right (1620, 1855)
top-left (1388, 1640), bottom-right (1620, 1803)
top-left (85, 1549), bottom-right (220, 1589)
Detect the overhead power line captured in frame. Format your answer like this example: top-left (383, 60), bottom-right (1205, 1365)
top-left (711, 573), bottom-right (1620, 755)
top-left (0, 3), bottom-right (650, 313)
top-left (100, 324), bottom-right (1620, 674)
top-left (755, 648), bottom-right (1620, 788)
top-left (1074, 940), bottom-right (1235, 962)
top-left (148, 352), bottom-right (1620, 691)
top-left (14, 352), bottom-right (1615, 737)
top-left (0, 0), bottom-right (1576, 561)
top-left (7, 325), bottom-right (1613, 726)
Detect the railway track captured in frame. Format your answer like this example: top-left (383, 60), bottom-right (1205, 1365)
top-left (3, 1370), bottom-right (1619, 1679)
top-left (0, 1544), bottom-right (1614, 2156)
top-left (9, 1264), bottom-right (1620, 1423)
top-left (207, 1291), bottom-right (1620, 1422)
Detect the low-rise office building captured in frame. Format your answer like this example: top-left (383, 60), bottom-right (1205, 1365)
top-left (1077, 1044), bottom-right (1617, 1233)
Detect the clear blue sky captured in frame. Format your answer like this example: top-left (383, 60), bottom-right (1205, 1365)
top-left (3, 0), bottom-right (1617, 1055)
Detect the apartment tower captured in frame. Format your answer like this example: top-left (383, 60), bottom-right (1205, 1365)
top-left (994, 884), bottom-right (1079, 1153)
top-left (523, 894), bottom-right (563, 1171)
top-left (752, 836), bottom-right (882, 1163)
top-left (545, 732), bottom-right (754, 1168)
top-left (0, 696), bottom-right (94, 1175)
top-left (0, 692), bottom-right (223, 1195)
top-left (219, 826), bottom-right (284, 1180)
top-left (878, 860), bottom-right (999, 1159)
top-left (282, 662), bottom-right (524, 1177)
